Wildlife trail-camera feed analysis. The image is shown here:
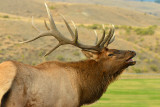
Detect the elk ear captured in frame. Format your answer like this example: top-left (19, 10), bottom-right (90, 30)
top-left (82, 50), bottom-right (99, 60)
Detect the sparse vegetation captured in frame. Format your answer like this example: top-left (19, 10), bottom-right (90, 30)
top-left (132, 67), bottom-right (142, 73)
top-left (118, 25), bottom-right (132, 34)
top-left (0, 50), bottom-right (3, 54)
top-left (7, 35), bottom-right (11, 39)
top-left (38, 50), bottom-right (45, 57)
top-left (1, 24), bottom-right (159, 73)
top-left (144, 59), bottom-right (150, 63)
top-left (134, 26), bottom-right (155, 35)
top-left (57, 55), bottom-right (65, 61)
top-left (73, 51), bottom-right (80, 56)
top-left (150, 65), bottom-right (158, 72)
top-left (79, 24), bottom-right (85, 27)
top-left (115, 25), bottom-right (119, 29)
top-left (87, 24), bottom-right (100, 29)
top-left (49, 5), bottom-right (56, 10)
top-left (81, 24), bottom-right (110, 30)
top-left (3, 15), bottom-right (9, 18)
top-left (140, 38), bottom-right (144, 42)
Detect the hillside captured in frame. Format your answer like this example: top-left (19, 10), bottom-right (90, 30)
top-left (0, 0), bottom-right (160, 26)
top-left (0, 0), bottom-right (46, 17)
top-left (50, 0), bottom-right (160, 17)
top-left (0, 0), bottom-right (160, 73)
top-left (46, 2), bottom-right (160, 26)
top-left (0, 16), bottom-right (160, 73)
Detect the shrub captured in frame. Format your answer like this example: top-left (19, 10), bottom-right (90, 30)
top-left (0, 50), bottom-right (3, 54)
top-left (115, 25), bottom-right (119, 29)
top-left (87, 24), bottom-right (99, 29)
top-left (132, 67), bottom-right (142, 73)
top-left (105, 26), bottom-right (109, 30)
top-left (7, 35), bottom-right (11, 39)
top-left (149, 25), bottom-right (157, 29)
top-left (140, 38), bottom-right (144, 42)
top-left (57, 56), bottom-right (65, 61)
top-left (38, 50), bottom-right (45, 57)
top-left (150, 65), bottom-right (158, 72)
top-left (142, 68), bottom-right (148, 72)
top-left (49, 6), bottom-right (56, 10)
top-left (79, 24), bottom-right (85, 27)
top-left (144, 59), bottom-right (150, 63)
top-left (134, 26), bottom-right (155, 35)
top-left (119, 25), bottom-right (132, 34)
top-left (126, 28), bottom-right (131, 34)
top-left (3, 15), bottom-right (9, 18)
top-left (73, 51), bottom-right (80, 56)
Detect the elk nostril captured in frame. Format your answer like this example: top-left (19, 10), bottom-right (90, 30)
top-left (130, 51), bottom-right (136, 55)
top-left (128, 50), bottom-right (136, 54)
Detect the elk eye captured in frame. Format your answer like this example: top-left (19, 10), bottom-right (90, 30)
top-left (108, 54), bottom-right (114, 56)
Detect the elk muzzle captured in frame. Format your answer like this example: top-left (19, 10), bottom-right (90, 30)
top-left (125, 50), bottom-right (136, 66)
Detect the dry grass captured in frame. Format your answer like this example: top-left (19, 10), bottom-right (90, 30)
top-left (46, 2), bottom-right (160, 26)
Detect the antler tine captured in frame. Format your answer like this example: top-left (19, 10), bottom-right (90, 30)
top-left (19, 32), bottom-right (52, 44)
top-left (44, 43), bottom-right (61, 57)
top-left (96, 24), bottom-right (105, 46)
top-left (32, 17), bottom-right (41, 32)
top-left (100, 25), bottom-right (115, 47)
top-left (94, 30), bottom-right (98, 45)
top-left (45, 3), bottom-right (57, 30)
top-left (44, 20), bottom-right (50, 30)
top-left (104, 25), bottom-right (115, 47)
top-left (71, 20), bottom-right (78, 43)
top-left (109, 34), bottom-right (115, 44)
top-left (60, 14), bottom-right (75, 40)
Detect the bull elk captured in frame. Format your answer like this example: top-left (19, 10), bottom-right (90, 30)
top-left (0, 3), bottom-right (136, 107)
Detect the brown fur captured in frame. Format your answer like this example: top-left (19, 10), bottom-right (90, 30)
top-left (0, 48), bottom-right (136, 107)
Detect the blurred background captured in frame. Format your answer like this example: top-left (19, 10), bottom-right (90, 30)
top-left (0, 0), bottom-right (160, 106)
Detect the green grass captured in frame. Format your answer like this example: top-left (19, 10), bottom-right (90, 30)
top-left (84, 79), bottom-right (160, 107)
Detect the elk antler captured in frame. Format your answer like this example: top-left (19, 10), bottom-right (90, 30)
top-left (20, 3), bottom-right (115, 56)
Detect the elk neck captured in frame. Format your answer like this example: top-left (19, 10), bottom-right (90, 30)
top-left (66, 59), bottom-right (122, 105)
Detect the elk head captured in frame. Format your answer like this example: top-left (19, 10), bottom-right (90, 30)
top-left (20, 3), bottom-right (136, 74)
top-left (82, 48), bottom-right (136, 75)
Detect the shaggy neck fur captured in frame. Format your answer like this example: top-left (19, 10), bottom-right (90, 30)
top-left (66, 60), bottom-right (124, 106)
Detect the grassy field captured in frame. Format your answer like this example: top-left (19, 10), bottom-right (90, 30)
top-left (84, 78), bottom-right (160, 107)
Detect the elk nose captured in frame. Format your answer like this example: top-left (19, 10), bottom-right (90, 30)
top-left (128, 50), bottom-right (136, 55)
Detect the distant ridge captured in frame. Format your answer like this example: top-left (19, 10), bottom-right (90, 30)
top-left (49, 0), bottom-right (160, 17)
top-left (45, 2), bottom-right (160, 26)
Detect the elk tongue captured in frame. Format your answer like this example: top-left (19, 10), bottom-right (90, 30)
top-left (128, 59), bottom-right (133, 62)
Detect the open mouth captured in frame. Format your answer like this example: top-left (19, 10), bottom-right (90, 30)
top-left (126, 54), bottom-right (136, 65)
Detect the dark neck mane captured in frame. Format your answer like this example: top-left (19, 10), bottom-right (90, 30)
top-left (66, 60), bottom-right (124, 105)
